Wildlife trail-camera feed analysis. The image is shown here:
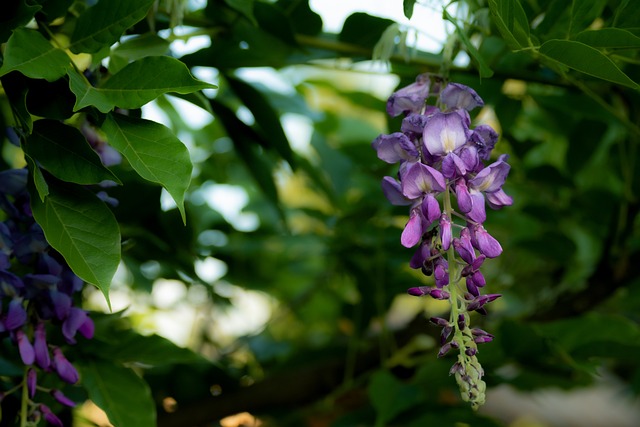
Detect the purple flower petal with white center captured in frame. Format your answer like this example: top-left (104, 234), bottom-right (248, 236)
top-left (40, 404), bottom-right (63, 427)
top-left (421, 193), bottom-right (441, 225)
top-left (441, 152), bottom-right (467, 179)
top-left (386, 73), bottom-right (431, 117)
top-left (440, 83), bottom-right (484, 111)
top-left (469, 154), bottom-right (511, 193)
top-left (471, 124), bottom-right (498, 161)
top-left (27, 368), bottom-right (37, 398)
top-left (16, 329), bottom-right (35, 365)
top-left (34, 322), bottom-right (51, 369)
top-left (423, 112), bottom-right (469, 156)
top-left (466, 189), bottom-right (487, 223)
top-left (52, 347), bottom-right (79, 384)
top-left (52, 389), bottom-right (76, 407)
top-left (5, 299), bottom-right (27, 330)
top-left (471, 224), bottom-right (503, 258)
top-left (401, 208), bottom-right (425, 248)
top-left (486, 188), bottom-right (513, 209)
top-left (439, 214), bottom-right (452, 250)
top-left (372, 132), bottom-right (418, 163)
top-left (401, 162), bottom-right (446, 199)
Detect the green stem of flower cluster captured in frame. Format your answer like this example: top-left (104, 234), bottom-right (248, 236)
top-left (20, 369), bottom-right (28, 427)
top-left (443, 183), bottom-right (463, 337)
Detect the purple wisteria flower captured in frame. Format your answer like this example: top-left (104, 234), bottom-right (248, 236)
top-left (372, 75), bottom-right (512, 409)
top-left (0, 165), bottom-right (96, 422)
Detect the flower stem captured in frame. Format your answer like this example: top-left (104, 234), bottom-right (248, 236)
top-left (20, 369), bottom-right (28, 427)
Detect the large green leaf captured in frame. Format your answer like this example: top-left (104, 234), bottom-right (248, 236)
top-left (109, 33), bottom-right (171, 74)
top-left (30, 180), bottom-right (120, 301)
top-left (539, 39), bottom-right (640, 89)
top-left (68, 56), bottom-right (216, 113)
top-left (79, 362), bottom-right (156, 427)
top-left (487, 0), bottom-right (531, 49)
top-left (339, 13), bottom-right (396, 50)
top-left (25, 120), bottom-right (120, 185)
top-left (69, 0), bottom-right (155, 54)
top-left (101, 114), bottom-right (192, 223)
top-left (223, 0), bottom-right (256, 25)
top-left (0, 28), bottom-right (70, 81)
top-left (574, 28), bottom-right (640, 48)
top-left (403, 0), bottom-right (418, 19)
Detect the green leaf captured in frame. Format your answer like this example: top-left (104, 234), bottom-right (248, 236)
top-left (0, 0), bottom-right (41, 43)
top-left (30, 180), bottom-right (120, 302)
top-left (70, 0), bottom-right (155, 54)
top-left (487, 0), bottom-right (531, 49)
top-left (68, 56), bottom-right (216, 113)
top-left (574, 28), bottom-right (640, 49)
top-left (403, 0), bottom-right (417, 19)
top-left (444, 9), bottom-right (494, 78)
top-left (24, 156), bottom-right (49, 201)
top-left (539, 39), bottom-right (640, 89)
top-left (0, 28), bottom-right (70, 81)
top-left (368, 370), bottom-right (424, 426)
top-left (225, 74), bottom-right (296, 167)
top-left (101, 114), bottom-right (192, 223)
top-left (109, 33), bottom-right (171, 74)
top-left (78, 362), bottom-right (156, 427)
top-left (25, 120), bottom-right (120, 185)
top-left (569, 0), bottom-right (606, 36)
top-left (339, 12), bottom-right (396, 50)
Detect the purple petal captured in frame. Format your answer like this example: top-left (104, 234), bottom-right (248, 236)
top-left (401, 162), bottom-right (446, 199)
top-left (434, 259), bottom-right (449, 288)
top-left (401, 113), bottom-right (429, 134)
top-left (423, 112), bottom-right (469, 156)
top-left (79, 316), bottom-right (95, 340)
top-left (486, 188), bottom-right (514, 209)
top-left (409, 241), bottom-right (431, 269)
top-left (439, 214), bottom-right (452, 250)
top-left (51, 389), bottom-right (76, 407)
top-left (62, 308), bottom-right (88, 344)
top-left (40, 404), bottom-right (63, 427)
top-left (455, 179), bottom-right (472, 213)
top-left (453, 227), bottom-right (475, 264)
top-left (386, 73), bottom-right (431, 116)
top-left (371, 132), bottom-right (418, 163)
top-left (52, 348), bottom-right (79, 384)
top-left (407, 286), bottom-right (431, 296)
top-left (472, 225), bottom-right (503, 258)
top-left (466, 189), bottom-right (487, 224)
top-left (381, 177), bottom-right (412, 206)
top-left (441, 152), bottom-right (467, 179)
top-left (27, 368), bottom-right (37, 398)
top-left (421, 193), bottom-right (441, 225)
top-left (5, 299), bottom-right (27, 331)
top-left (471, 124), bottom-right (498, 160)
top-left (49, 291), bottom-right (72, 320)
top-left (469, 154), bottom-right (511, 193)
top-left (16, 329), bottom-right (35, 365)
top-left (401, 209), bottom-right (424, 248)
top-left (440, 82), bottom-right (484, 111)
top-left (34, 322), bottom-right (51, 369)
top-left (459, 145), bottom-right (480, 172)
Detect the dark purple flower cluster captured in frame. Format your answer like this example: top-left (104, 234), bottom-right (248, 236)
top-left (372, 74), bottom-right (512, 409)
top-left (0, 168), bottom-right (94, 426)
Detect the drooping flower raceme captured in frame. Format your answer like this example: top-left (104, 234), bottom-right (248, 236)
top-left (372, 74), bottom-right (512, 409)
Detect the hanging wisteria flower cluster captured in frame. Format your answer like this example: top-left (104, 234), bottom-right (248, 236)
top-left (372, 74), bottom-right (512, 409)
top-left (0, 167), bottom-right (94, 426)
